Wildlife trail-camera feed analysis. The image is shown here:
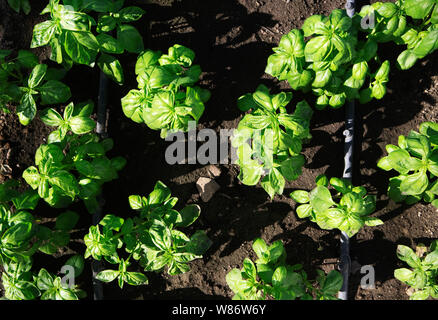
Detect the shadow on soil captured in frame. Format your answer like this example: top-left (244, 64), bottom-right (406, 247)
top-left (348, 230), bottom-right (437, 298)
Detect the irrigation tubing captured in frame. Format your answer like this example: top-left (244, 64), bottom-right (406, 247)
top-left (91, 70), bottom-right (109, 301)
top-left (88, 2), bottom-right (357, 302)
top-left (338, 0), bottom-right (356, 301)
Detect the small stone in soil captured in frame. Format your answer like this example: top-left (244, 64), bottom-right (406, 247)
top-left (196, 177), bottom-right (220, 202)
top-left (206, 164), bottom-right (221, 178)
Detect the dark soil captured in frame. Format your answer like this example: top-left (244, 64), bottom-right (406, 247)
top-left (0, 0), bottom-right (437, 300)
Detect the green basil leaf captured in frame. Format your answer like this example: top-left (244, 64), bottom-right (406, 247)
top-left (31, 21), bottom-right (57, 48)
top-left (413, 30), bottom-right (438, 59)
top-left (296, 204), bottom-right (313, 218)
top-left (48, 170), bottom-right (80, 199)
top-left (65, 255), bottom-right (85, 277)
top-left (100, 214), bottom-right (124, 232)
top-left (96, 270), bottom-right (119, 283)
top-left (176, 204), bottom-right (200, 228)
top-left (97, 15), bottom-right (117, 33)
top-left (261, 168), bottom-right (285, 199)
top-left (404, 0), bottom-right (435, 20)
top-left (397, 245), bottom-right (422, 268)
top-left (59, 10), bottom-right (91, 32)
top-left (2, 222), bottom-right (33, 245)
top-left (185, 230), bottom-right (212, 256)
top-left (55, 211), bottom-right (79, 231)
top-left (28, 64), bottom-right (48, 89)
top-left (400, 171), bottom-right (428, 196)
top-left (97, 53), bottom-right (124, 84)
top-left (68, 115), bottom-right (96, 134)
top-left (39, 80), bottom-right (71, 105)
top-left (117, 24), bottom-right (144, 54)
top-left (62, 31), bottom-right (99, 66)
top-left (321, 270), bottom-right (343, 296)
top-left (397, 50), bottom-right (418, 70)
top-left (121, 89), bottom-right (145, 123)
top-left (17, 50), bottom-right (39, 69)
top-left (290, 190), bottom-right (310, 204)
top-left (17, 93), bottom-right (37, 125)
top-left (125, 272), bottom-right (148, 286)
top-left (309, 185), bottom-right (335, 213)
top-left (96, 34), bottom-right (124, 54)
top-left (135, 50), bottom-right (161, 75)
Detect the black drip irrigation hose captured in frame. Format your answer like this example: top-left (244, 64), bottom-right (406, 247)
top-left (91, 70), bottom-right (109, 300)
top-left (338, 0), bottom-right (356, 301)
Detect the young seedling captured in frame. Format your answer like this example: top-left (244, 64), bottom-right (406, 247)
top-left (0, 181), bottom-right (40, 263)
top-left (121, 45), bottom-right (210, 138)
top-left (0, 180), bottom-right (82, 261)
top-left (394, 241), bottom-right (438, 300)
top-left (30, 0), bottom-right (146, 84)
top-left (290, 175), bottom-right (383, 237)
top-left (85, 181), bottom-right (212, 289)
top-left (23, 102), bottom-right (126, 211)
top-left (377, 121), bottom-right (438, 208)
top-left (232, 84), bottom-right (312, 198)
top-left (0, 51), bottom-right (71, 125)
top-left (0, 180), bottom-right (86, 300)
top-left (226, 238), bottom-right (343, 300)
top-left (1, 255), bottom-right (86, 300)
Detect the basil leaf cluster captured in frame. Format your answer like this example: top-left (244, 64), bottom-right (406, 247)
top-left (0, 50), bottom-right (71, 125)
top-left (0, 181), bottom-right (86, 300)
top-left (2, 256), bottom-right (86, 300)
top-left (31, 0), bottom-right (146, 84)
top-left (122, 45), bottom-right (210, 138)
top-left (266, 1), bottom-right (438, 109)
top-left (290, 175), bottom-right (383, 237)
top-left (85, 181), bottom-right (212, 289)
top-left (22, 102), bottom-right (126, 212)
top-left (226, 238), bottom-right (343, 300)
top-left (378, 121), bottom-right (438, 208)
top-left (232, 84), bottom-right (312, 198)
top-left (394, 241), bottom-right (438, 300)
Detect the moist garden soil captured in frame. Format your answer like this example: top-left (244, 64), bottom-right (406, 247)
top-left (0, 0), bottom-right (437, 300)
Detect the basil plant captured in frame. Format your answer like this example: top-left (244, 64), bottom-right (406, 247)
top-left (226, 238), bottom-right (343, 300)
top-left (378, 122), bottom-right (438, 208)
top-left (121, 45), bottom-right (210, 138)
top-left (0, 50), bottom-right (71, 125)
top-left (232, 84), bottom-right (312, 198)
top-left (0, 180), bottom-right (86, 300)
top-left (31, 0), bottom-right (146, 84)
top-left (359, 1), bottom-right (438, 71)
top-left (394, 241), bottom-right (438, 300)
top-left (266, 2), bottom-right (438, 109)
top-left (0, 179), bottom-right (83, 264)
top-left (290, 175), bottom-right (383, 237)
top-left (2, 255), bottom-right (86, 300)
top-left (22, 102), bottom-right (126, 212)
top-left (85, 181), bottom-right (212, 289)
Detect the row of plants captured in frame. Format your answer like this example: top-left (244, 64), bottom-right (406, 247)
top-left (0, 0), bottom-right (340, 301)
top-left (0, 108), bottom-right (213, 299)
top-left (230, 0), bottom-right (438, 300)
top-left (0, 0), bottom-right (213, 300)
top-left (1, 0), bottom-right (437, 300)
